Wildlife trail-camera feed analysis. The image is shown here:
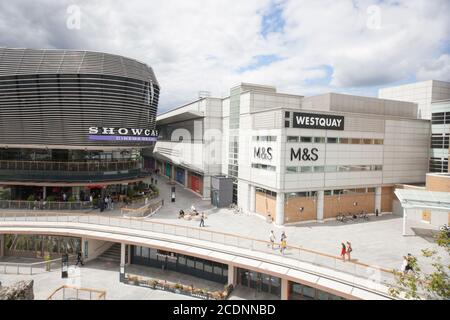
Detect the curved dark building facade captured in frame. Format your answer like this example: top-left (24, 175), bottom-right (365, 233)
top-left (0, 48), bottom-right (160, 201)
top-left (0, 48), bottom-right (159, 148)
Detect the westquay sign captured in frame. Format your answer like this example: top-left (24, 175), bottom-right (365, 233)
top-left (88, 127), bottom-right (158, 142)
top-left (292, 112), bottom-right (344, 131)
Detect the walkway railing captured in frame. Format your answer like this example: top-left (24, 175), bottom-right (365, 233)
top-left (0, 211), bottom-right (396, 287)
top-left (47, 285), bottom-right (106, 300)
top-left (0, 159), bottom-right (140, 172)
top-left (121, 199), bottom-right (164, 218)
top-left (0, 200), bottom-right (92, 211)
top-left (0, 256), bottom-right (73, 275)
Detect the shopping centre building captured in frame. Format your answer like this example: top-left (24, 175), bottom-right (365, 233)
top-left (152, 83), bottom-right (430, 225)
top-left (0, 48), bottom-right (159, 202)
top-left (379, 80), bottom-right (450, 173)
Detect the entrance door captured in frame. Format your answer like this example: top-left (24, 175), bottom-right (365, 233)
top-left (165, 163), bottom-right (171, 177)
top-left (191, 176), bottom-right (200, 193)
top-left (211, 190), bottom-right (219, 207)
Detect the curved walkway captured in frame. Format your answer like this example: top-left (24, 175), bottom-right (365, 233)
top-left (0, 213), bottom-right (393, 300)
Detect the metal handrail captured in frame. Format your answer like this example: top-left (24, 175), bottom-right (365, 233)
top-left (0, 256), bottom-right (74, 275)
top-left (0, 211), bottom-right (395, 285)
top-left (47, 284), bottom-right (106, 300)
top-left (0, 159), bottom-right (140, 172)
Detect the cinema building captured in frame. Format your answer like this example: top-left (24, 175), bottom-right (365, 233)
top-left (152, 83), bottom-right (430, 225)
top-left (0, 48), bottom-right (159, 202)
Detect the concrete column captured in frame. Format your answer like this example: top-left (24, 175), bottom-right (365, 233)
top-left (275, 192), bottom-right (285, 226)
top-left (316, 190), bottom-right (324, 222)
top-left (375, 186), bottom-right (382, 214)
top-left (249, 185), bottom-right (256, 213)
top-left (120, 242), bottom-right (126, 266)
top-left (43, 186), bottom-right (47, 200)
top-left (227, 264), bottom-right (236, 285)
top-left (402, 208), bottom-right (408, 236)
top-left (0, 234), bottom-right (4, 257)
top-left (281, 278), bottom-right (289, 300)
top-left (184, 169), bottom-right (189, 187)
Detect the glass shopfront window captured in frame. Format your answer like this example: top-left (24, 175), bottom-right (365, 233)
top-left (131, 246), bottom-right (228, 284)
top-left (289, 281), bottom-right (346, 300)
top-left (236, 268), bottom-right (281, 297)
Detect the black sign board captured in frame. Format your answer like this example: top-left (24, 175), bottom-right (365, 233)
top-left (292, 112), bottom-right (344, 130)
top-left (61, 253), bottom-right (68, 278)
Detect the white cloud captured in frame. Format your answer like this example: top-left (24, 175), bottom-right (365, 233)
top-left (416, 54), bottom-right (450, 82)
top-left (0, 0), bottom-right (449, 111)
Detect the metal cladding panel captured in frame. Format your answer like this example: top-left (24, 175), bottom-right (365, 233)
top-left (0, 48), bottom-right (160, 148)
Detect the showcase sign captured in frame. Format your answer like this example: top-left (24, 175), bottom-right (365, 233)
top-left (292, 112), bottom-right (344, 130)
top-left (88, 127), bottom-right (158, 142)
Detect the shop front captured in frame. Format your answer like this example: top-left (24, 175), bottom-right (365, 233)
top-left (175, 167), bottom-right (185, 185)
top-left (236, 268), bottom-right (281, 297)
top-left (288, 281), bottom-right (346, 300)
top-left (188, 172), bottom-right (203, 195)
top-left (165, 162), bottom-right (172, 178)
top-left (131, 246), bottom-right (228, 284)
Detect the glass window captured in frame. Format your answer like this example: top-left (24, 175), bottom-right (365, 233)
top-left (286, 166), bottom-right (298, 173)
top-left (134, 246), bottom-right (141, 257)
top-left (313, 166), bottom-right (324, 172)
top-left (195, 261), bottom-right (204, 270)
top-left (178, 255), bottom-right (186, 266)
top-left (300, 136), bottom-right (312, 143)
top-left (292, 284), bottom-right (302, 295)
top-left (339, 137), bottom-right (349, 144)
top-left (327, 137), bottom-right (338, 143)
top-left (300, 166), bottom-right (312, 173)
top-left (186, 258), bottom-right (195, 268)
top-left (314, 137), bottom-right (326, 143)
top-left (213, 265), bottom-right (223, 275)
top-left (302, 285), bottom-right (316, 299)
top-left (285, 111), bottom-right (290, 118)
top-left (204, 263), bottom-right (213, 273)
top-left (324, 190), bottom-right (332, 196)
top-left (325, 165), bottom-right (336, 172)
top-left (285, 120), bottom-right (290, 128)
top-left (149, 248), bottom-right (157, 259)
top-left (287, 136), bottom-right (299, 142)
top-left (374, 139), bottom-right (383, 145)
top-left (363, 138), bottom-right (373, 144)
top-left (318, 291), bottom-right (330, 300)
top-left (141, 247), bottom-right (149, 258)
top-left (350, 138), bottom-right (361, 144)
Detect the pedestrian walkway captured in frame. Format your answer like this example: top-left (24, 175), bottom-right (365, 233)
top-left (146, 175), bottom-right (448, 273)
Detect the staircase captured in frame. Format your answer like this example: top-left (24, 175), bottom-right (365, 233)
top-left (97, 243), bottom-right (122, 263)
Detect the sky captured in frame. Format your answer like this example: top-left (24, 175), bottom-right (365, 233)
top-left (0, 0), bottom-right (449, 113)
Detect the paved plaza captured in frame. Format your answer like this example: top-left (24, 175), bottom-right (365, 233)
top-left (0, 259), bottom-right (199, 300)
top-left (147, 175), bottom-right (449, 272)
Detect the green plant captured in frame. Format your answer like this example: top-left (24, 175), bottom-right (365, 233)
top-left (389, 230), bottom-right (449, 300)
top-left (68, 195), bottom-right (76, 202)
top-left (46, 195), bottom-right (57, 202)
top-left (0, 190), bottom-right (11, 200)
top-left (26, 194), bottom-right (36, 201)
top-left (127, 188), bottom-right (136, 198)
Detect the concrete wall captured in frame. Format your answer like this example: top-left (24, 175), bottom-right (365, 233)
top-left (83, 238), bottom-right (114, 262)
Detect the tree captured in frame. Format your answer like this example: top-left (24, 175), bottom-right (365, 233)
top-left (388, 230), bottom-right (450, 300)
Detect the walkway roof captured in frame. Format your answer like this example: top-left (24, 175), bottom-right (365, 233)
top-left (394, 189), bottom-right (450, 211)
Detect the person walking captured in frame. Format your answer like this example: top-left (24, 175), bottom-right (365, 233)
top-left (75, 251), bottom-right (84, 266)
top-left (280, 231), bottom-right (287, 242)
top-left (280, 238), bottom-right (287, 255)
top-left (346, 241), bottom-right (352, 261)
top-left (268, 230), bottom-right (276, 249)
top-left (89, 194), bottom-right (94, 209)
top-left (199, 212), bottom-right (205, 227)
top-left (340, 243), bottom-right (347, 262)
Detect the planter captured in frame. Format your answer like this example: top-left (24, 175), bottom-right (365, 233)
top-left (122, 275), bottom-right (230, 300)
